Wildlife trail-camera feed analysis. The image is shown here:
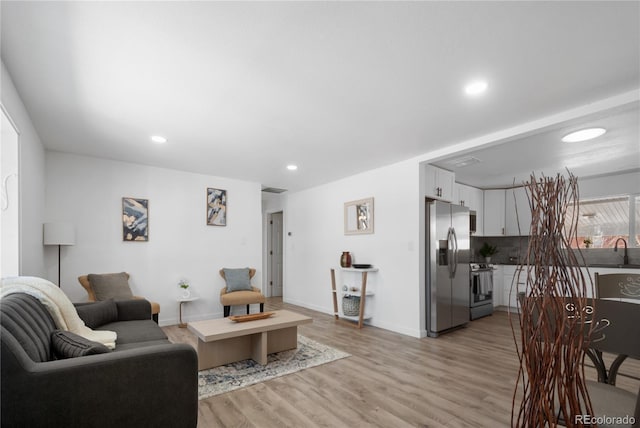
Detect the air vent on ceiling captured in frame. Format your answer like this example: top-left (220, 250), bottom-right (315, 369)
top-left (262, 187), bottom-right (288, 194)
top-left (446, 156), bottom-right (481, 168)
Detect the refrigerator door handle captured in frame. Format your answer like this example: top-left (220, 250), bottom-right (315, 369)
top-left (451, 227), bottom-right (458, 277)
top-left (447, 227), bottom-right (454, 279)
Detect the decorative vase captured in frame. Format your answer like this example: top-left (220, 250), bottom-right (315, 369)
top-left (181, 288), bottom-right (191, 299)
top-left (485, 256), bottom-right (492, 264)
top-left (340, 251), bottom-right (352, 268)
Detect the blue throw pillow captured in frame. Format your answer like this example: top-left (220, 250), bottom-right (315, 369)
top-left (223, 268), bottom-right (252, 292)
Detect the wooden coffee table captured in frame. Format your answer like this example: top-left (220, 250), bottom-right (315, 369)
top-left (188, 310), bottom-right (313, 370)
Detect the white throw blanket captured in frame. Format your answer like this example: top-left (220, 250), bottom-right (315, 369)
top-left (1, 276), bottom-right (117, 349)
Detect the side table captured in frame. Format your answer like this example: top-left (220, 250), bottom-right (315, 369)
top-left (178, 297), bottom-right (199, 328)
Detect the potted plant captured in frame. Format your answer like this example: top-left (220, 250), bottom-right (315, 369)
top-left (178, 279), bottom-right (190, 298)
top-left (479, 242), bottom-right (498, 263)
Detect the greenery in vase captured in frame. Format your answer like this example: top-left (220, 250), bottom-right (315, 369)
top-left (479, 242), bottom-right (499, 258)
top-left (178, 280), bottom-right (189, 290)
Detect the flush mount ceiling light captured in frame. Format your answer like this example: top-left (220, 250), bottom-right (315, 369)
top-left (464, 80), bottom-right (488, 96)
top-left (446, 156), bottom-right (482, 168)
top-left (150, 135), bottom-right (167, 144)
top-left (286, 164), bottom-right (298, 171)
top-left (561, 128), bottom-right (606, 143)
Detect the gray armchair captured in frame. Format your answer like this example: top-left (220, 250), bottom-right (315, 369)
top-left (0, 293), bottom-right (198, 428)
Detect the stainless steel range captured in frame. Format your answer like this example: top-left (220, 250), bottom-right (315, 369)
top-left (470, 263), bottom-right (493, 320)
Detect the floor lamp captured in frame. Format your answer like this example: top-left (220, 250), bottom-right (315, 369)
top-left (43, 223), bottom-right (75, 287)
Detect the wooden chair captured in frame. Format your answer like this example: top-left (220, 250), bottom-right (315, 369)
top-left (78, 273), bottom-right (160, 323)
top-left (219, 268), bottom-right (265, 317)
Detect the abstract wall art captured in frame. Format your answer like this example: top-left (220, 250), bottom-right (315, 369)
top-left (207, 188), bottom-right (227, 226)
top-left (122, 197), bottom-right (148, 241)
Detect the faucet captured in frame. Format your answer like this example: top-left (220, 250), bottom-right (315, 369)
top-left (614, 238), bottom-right (629, 266)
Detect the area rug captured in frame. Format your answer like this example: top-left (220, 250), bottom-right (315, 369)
top-left (198, 335), bottom-right (349, 399)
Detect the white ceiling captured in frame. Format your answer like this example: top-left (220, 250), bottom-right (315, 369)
top-left (432, 102), bottom-right (640, 188)
top-left (1, 1), bottom-right (639, 192)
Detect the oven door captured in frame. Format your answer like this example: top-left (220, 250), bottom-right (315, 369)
top-left (470, 269), bottom-right (493, 307)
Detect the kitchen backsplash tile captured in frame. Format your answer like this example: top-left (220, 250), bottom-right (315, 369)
top-left (470, 236), bottom-right (639, 267)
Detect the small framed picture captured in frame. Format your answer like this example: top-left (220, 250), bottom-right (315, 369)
top-left (122, 197), bottom-right (149, 241)
top-left (207, 188), bottom-right (227, 226)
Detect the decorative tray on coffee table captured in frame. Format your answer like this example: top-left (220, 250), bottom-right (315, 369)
top-left (229, 312), bottom-right (275, 322)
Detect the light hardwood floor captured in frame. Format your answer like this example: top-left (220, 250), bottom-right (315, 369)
top-left (163, 299), bottom-right (639, 428)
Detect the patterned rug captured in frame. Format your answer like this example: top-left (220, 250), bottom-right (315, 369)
top-left (198, 335), bottom-right (349, 399)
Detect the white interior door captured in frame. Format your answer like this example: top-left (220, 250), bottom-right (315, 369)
top-left (269, 212), bottom-right (283, 297)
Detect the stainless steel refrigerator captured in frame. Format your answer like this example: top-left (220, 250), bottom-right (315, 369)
top-left (426, 199), bottom-right (470, 337)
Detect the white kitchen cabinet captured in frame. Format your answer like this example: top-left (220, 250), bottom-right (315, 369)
top-left (424, 165), bottom-right (455, 202)
top-left (456, 183), bottom-right (484, 236)
top-left (505, 186), bottom-right (532, 236)
top-left (483, 189), bottom-right (506, 236)
top-left (502, 265), bottom-right (527, 309)
top-left (492, 265), bottom-right (503, 307)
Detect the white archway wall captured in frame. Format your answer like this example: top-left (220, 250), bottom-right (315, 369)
top-left (1, 106), bottom-right (20, 277)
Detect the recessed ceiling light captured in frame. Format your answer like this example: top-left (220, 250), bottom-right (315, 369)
top-left (464, 80), bottom-right (488, 96)
top-left (150, 135), bottom-right (167, 144)
top-left (286, 165), bottom-right (298, 171)
top-left (561, 128), bottom-right (606, 143)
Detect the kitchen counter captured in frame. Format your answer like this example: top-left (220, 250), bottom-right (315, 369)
top-left (492, 263), bottom-right (640, 269)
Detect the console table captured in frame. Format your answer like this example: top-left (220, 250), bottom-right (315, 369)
top-left (330, 267), bottom-right (378, 328)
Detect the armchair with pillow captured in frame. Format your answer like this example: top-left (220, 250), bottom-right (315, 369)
top-left (78, 272), bottom-right (160, 323)
top-left (219, 268), bottom-right (265, 317)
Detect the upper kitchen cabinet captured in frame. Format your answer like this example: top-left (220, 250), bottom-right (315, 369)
top-left (505, 186), bottom-right (532, 236)
top-left (424, 165), bottom-right (455, 202)
top-left (455, 183), bottom-right (484, 236)
top-left (483, 187), bottom-right (532, 236)
top-left (483, 189), bottom-right (506, 236)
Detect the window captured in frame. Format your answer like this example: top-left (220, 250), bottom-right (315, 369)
top-left (566, 196), bottom-right (638, 249)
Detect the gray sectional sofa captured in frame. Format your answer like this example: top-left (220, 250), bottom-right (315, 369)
top-left (0, 293), bottom-right (198, 428)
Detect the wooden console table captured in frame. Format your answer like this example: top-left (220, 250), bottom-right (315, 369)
top-left (330, 267), bottom-right (378, 328)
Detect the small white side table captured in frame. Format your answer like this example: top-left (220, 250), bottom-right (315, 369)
top-left (177, 297), bottom-right (199, 328)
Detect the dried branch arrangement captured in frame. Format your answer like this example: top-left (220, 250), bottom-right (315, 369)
top-left (511, 172), bottom-right (595, 427)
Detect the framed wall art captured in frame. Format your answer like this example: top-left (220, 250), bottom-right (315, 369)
top-left (122, 197), bottom-right (149, 241)
top-left (344, 197), bottom-right (374, 235)
top-left (207, 188), bottom-right (227, 226)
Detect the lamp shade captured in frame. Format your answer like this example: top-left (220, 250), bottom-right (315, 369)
top-left (43, 223), bottom-right (76, 246)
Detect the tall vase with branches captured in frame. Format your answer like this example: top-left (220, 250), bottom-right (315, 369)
top-left (510, 172), bottom-right (595, 427)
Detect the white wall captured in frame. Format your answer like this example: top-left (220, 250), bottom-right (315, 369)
top-left (0, 61), bottom-right (47, 278)
top-left (45, 152), bottom-right (262, 325)
top-left (1, 107), bottom-right (20, 276)
top-left (283, 158), bottom-right (422, 337)
top-left (579, 170), bottom-right (640, 199)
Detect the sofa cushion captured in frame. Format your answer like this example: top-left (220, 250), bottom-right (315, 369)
top-left (99, 320), bottom-right (168, 345)
top-left (88, 272), bottom-right (134, 301)
top-left (0, 294), bottom-right (57, 362)
top-left (223, 268), bottom-right (252, 292)
top-left (75, 300), bottom-right (118, 328)
top-left (51, 330), bottom-right (111, 359)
